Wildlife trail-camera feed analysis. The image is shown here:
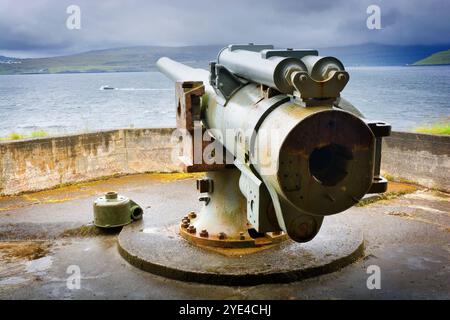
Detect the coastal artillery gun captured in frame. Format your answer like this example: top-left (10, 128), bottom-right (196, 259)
top-left (157, 44), bottom-right (390, 247)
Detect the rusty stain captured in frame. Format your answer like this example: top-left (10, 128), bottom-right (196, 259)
top-left (0, 241), bottom-right (51, 261)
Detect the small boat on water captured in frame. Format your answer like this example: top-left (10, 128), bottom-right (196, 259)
top-left (100, 85), bottom-right (115, 90)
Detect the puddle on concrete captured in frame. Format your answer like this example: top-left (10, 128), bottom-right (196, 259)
top-left (406, 256), bottom-right (442, 271)
top-left (0, 276), bottom-right (28, 285)
top-left (25, 256), bottom-right (53, 273)
top-left (142, 227), bottom-right (163, 234)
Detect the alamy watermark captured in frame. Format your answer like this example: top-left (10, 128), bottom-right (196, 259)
top-left (366, 5), bottom-right (381, 30)
top-left (66, 265), bottom-right (81, 290)
top-left (66, 5), bottom-right (81, 30)
top-left (366, 265), bottom-right (381, 290)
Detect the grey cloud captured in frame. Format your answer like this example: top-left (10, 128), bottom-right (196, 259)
top-left (0, 0), bottom-right (449, 57)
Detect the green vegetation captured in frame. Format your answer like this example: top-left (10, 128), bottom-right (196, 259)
top-left (413, 49), bottom-right (450, 65)
top-left (0, 130), bottom-right (49, 141)
top-left (415, 121), bottom-right (450, 135)
top-left (356, 191), bottom-right (412, 207)
top-left (0, 132), bottom-right (26, 141)
top-left (30, 130), bottom-right (49, 138)
top-left (382, 173), bottom-right (417, 185)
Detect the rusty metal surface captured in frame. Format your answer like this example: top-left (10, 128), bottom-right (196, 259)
top-left (278, 108), bottom-right (375, 215)
top-left (175, 81), bottom-right (226, 173)
top-left (179, 223), bottom-right (287, 249)
top-left (175, 81), bottom-right (204, 131)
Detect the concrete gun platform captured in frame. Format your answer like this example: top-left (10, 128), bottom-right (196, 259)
top-left (0, 173), bottom-right (448, 299)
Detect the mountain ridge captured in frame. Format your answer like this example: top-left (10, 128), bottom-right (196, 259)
top-left (1, 43), bottom-right (449, 75)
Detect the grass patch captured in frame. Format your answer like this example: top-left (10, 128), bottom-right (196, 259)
top-left (30, 130), bottom-right (48, 138)
top-left (0, 132), bottom-right (26, 141)
top-left (415, 121), bottom-right (450, 135)
top-left (0, 130), bottom-right (49, 141)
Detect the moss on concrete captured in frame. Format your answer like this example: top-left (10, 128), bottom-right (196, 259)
top-left (357, 191), bottom-right (414, 207)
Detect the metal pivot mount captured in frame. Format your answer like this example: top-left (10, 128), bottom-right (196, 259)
top-left (179, 168), bottom-right (287, 248)
top-left (174, 80), bottom-right (287, 249)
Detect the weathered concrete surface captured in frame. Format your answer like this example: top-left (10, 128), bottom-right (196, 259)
top-left (118, 214), bottom-right (364, 285)
top-left (382, 132), bottom-right (450, 192)
top-left (0, 174), bottom-right (448, 299)
top-left (0, 128), bottom-right (179, 196)
top-left (1, 129), bottom-right (449, 196)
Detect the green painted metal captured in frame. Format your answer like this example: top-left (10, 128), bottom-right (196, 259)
top-left (93, 191), bottom-right (143, 228)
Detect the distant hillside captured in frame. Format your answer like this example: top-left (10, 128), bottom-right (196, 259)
top-left (413, 49), bottom-right (450, 65)
top-left (0, 46), bottom-right (222, 75)
top-left (319, 43), bottom-right (450, 66)
top-left (0, 55), bottom-right (20, 63)
top-left (1, 43), bottom-right (449, 75)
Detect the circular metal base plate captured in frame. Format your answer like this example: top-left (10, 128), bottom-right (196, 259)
top-left (118, 213), bottom-right (364, 286)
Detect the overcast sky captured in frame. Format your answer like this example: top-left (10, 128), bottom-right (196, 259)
top-left (1, 0), bottom-right (449, 58)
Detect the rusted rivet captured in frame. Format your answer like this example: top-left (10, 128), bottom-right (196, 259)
top-left (239, 232), bottom-right (245, 240)
top-left (200, 229), bottom-right (209, 238)
top-left (188, 211), bottom-right (197, 219)
top-left (188, 225), bottom-right (196, 234)
top-left (181, 222), bottom-right (189, 229)
top-left (218, 232), bottom-right (226, 240)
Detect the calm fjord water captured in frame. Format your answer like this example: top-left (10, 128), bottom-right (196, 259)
top-left (0, 66), bottom-right (449, 137)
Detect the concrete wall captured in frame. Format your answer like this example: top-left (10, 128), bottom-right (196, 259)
top-left (381, 132), bottom-right (450, 192)
top-left (0, 128), bottom-right (179, 196)
top-left (0, 129), bottom-right (448, 196)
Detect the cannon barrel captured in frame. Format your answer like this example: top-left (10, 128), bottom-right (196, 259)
top-left (156, 57), bottom-right (209, 83)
